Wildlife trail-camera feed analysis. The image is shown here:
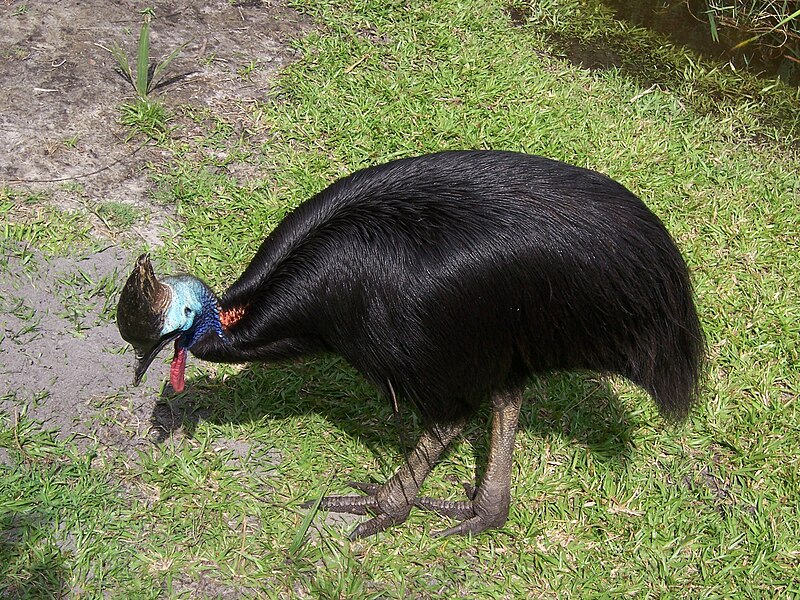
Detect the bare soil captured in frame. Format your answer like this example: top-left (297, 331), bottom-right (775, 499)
top-left (0, 1), bottom-right (310, 448)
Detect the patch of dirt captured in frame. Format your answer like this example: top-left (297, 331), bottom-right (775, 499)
top-left (1, 0), bottom-right (311, 242)
top-left (0, 244), bottom-right (164, 453)
top-left (0, 1), bottom-right (309, 430)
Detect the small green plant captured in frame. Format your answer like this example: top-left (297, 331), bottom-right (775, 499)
top-left (110, 8), bottom-right (185, 99)
top-left (120, 97), bottom-right (171, 140)
top-left (61, 182), bottom-right (85, 195)
top-left (237, 59), bottom-right (260, 81)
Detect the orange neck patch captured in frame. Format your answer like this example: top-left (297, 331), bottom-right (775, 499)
top-left (220, 305), bottom-right (247, 330)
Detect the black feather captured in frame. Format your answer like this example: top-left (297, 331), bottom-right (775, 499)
top-left (191, 150), bottom-right (704, 423)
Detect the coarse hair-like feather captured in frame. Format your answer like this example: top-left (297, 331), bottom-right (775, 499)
top-left (192, 150), bottom-right (704, 422)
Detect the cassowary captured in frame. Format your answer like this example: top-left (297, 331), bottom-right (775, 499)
top-left (117, 150), bottom-right (704, 538)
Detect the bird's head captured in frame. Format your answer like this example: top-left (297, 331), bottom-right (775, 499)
top-left (117, 254), bottom-right (221, 392)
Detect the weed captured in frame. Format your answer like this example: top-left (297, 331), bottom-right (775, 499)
top-left (237, 59), bottom-right (260, 81)
top-left (109, 8), bottom-right (186, 99)
top-left (707, 1), bottom-right (800, 59)
top-left (109, 8), bottom-right (187, 140)
top-left (60, 181), bottom-right (85, 195)
top-left (54, 267), bottom-right (120, 334)
top-left (199, 51), bottom-right (218, 67)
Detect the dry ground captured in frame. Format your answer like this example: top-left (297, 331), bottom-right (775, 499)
top-left (1, 0), bottom-right (310, 452)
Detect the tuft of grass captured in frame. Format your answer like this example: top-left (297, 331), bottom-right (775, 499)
top-left (120, 97), bottom-right (171, 140)
top-left (709, 1), bottom-right (800, 59)
top-left (95, 201), bottom-right (140, 232)
top-left (110, 8), bottom-right (187, 141)
top-left (237, 59), bottom-right (261, 81)
top-left (54, 267), bottom-right (120, 335)
top-left (62, 135), bottom-right (79, 149)
top-left (0, 190), bottom-right (94, 255)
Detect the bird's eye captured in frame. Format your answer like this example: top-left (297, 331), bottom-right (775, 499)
top-left (184, 306), bottom-right (192, 316)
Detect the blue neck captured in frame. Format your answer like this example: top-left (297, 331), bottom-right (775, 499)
top-left (161, 275), bottom-right (226, 349)
top-left (184, 289), bottom-right (225, 349)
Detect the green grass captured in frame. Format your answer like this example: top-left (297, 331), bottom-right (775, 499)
top-left (94, 201), bottom-right (141, 233)
top-left (0, 189), bottom-right (95, 255)
top-left (110, 8), bottom-right (185, 143)
top-left (2, 0), bottom-right (800, 596)
top-left (120, 98), bottom-right (172, 141)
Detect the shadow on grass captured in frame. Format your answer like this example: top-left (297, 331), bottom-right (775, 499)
top-left (149, 355), bottom-right (642, 475)
top-left (506, 0), bottom-right (800, 144)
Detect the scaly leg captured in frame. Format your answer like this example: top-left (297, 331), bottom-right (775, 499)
top-left (415, 389), bottom-right (523, 536)
top-left (306, 418), bottom-right (467, 539)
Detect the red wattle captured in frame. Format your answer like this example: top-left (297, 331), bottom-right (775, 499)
top-left (170, 345), bottom-right (187, 392)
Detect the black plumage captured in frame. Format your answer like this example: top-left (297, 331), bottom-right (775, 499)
top-left (118, 150), bottom-right (704, 537)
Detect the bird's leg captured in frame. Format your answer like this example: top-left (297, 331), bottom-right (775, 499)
top-left (415, 389), bottom-right (523, 537)
top-left (307, 418), bottom-right (466, 539)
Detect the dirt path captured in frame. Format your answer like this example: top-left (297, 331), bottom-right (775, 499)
top-left (0, 0), bottom-right (310, 449)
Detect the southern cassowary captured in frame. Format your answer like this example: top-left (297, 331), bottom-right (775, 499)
top-left (117, 150), bottom-right (704, 538)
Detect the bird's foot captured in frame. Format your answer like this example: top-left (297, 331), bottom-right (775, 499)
top-left (301, 481), bottom-right (413, 539)
top-left (414, 483), bottom-right (510, 537)
top-left (303, 480), bottom-right (510, 538)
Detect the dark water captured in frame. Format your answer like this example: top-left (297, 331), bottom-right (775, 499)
top-left (602, 0), bottom-right (800, 85)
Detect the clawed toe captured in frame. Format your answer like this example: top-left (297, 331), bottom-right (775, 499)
top-left (412, 481), bottom-right (478, 519)
top-left (414, 496), bottom-right (475, 520)
top-left (302, 479), bottom-right (508, 538)
top-left (348, 513), bottom-right (405, 539)
top-left (346, 481), bottom-right (381, 495)
top-left (299, 481), bottom-right (384, 517)
top-left (300, 486), bottom-right (379, 516)
top-left (432, 514), bottom-right (505, 537)
top-left (301, 481), bottom-right (413, 538)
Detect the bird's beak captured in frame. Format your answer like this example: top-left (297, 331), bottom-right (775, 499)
top-left (132, 329), bottom-right (184, 386)
top-left (118, 253), bottom-right (177, 385)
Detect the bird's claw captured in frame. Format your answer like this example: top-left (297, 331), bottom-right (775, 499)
top-left (301, 481), bottom-right (413, 538)
top-left (432, 514), bottom-right (507, 537)
top-left (348, 512), bottom-right (406, 540)
top-left (300, 488), bottom-right (378, 516)
top-left (346, 481), bottom-right (381, 495)
top-left (302, 480), bottom-right (507, 538)
top-left (414, 483), bottom-right (510, 537)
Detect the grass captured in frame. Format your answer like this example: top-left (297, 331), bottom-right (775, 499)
top-left (94, 201), bottom-right (141, 233)
top-left (706, 0), bottom-right (800, 58)
top-left (2, 0), bottom-right (799, 596)
top-left (0, 189), bottom-right (95, 255)
top-left (120, 98), bottom-right (172, 141)
top-left (55, 267), bottom-right (120, 336)
top-left (110, 7), bottom-right (185, 140)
